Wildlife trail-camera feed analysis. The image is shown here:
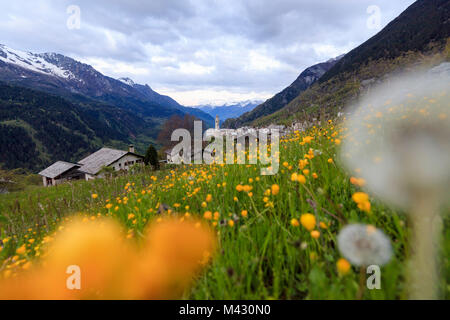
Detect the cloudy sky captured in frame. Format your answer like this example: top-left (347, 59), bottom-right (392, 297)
top-left (0, 0), bottom-right (415, 105)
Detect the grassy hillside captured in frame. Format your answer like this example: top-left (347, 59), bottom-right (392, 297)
top-left (254, 40), bottom-right (450, 127)
top-left (0, 119), bottom-right (448, 299)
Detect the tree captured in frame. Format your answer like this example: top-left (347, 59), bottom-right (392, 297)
top-left (144, 144), bottom-right (159, 170)
top-left (157, 114), bottom-right (209, 157)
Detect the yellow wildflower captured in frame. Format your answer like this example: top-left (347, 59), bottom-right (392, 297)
top-left (337, 258), bottom-right (351, 275)
top-left (271, 184), bottom-right (280, 195)
top-left (203, 211), bottom-right (212, 220)
top-left (310, 230), bottom-right (320, 239)
top-left (300, 214), bottom-right (316, 231)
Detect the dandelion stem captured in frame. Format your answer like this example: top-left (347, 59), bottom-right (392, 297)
top-left (408, 195), bottom-right (441, 300)
top-left (356, 265), bottom-right (365, 300)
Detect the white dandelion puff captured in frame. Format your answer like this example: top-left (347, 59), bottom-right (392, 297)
top-left (337, 224), bottom-right (392, 267)
top-left (341, 68), bottom-right (450, 211)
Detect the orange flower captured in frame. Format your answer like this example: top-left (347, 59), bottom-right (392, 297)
top-left (0, 217), bottom-right (216, 300)
top-left (352, 192), bottom-right (369, 203)
top-left (299, 159), bottom-right (309, 170)
top-left (300, 214), bottom-right (316, 231)
top-left (350, 177), bottom-right (366, 187)
top-left (135, 218), bottom-right (217, 299)
top-left (297, 174), bottom-right (306, 184)
top-left (358, 201), bottom-right (371, 213)
top-left (337, 258), bottom-right (351, 275)
top-left (310, 230), bottom-right (320, 239)
top-left (352, 192), bottom-right (371, 213)
top-left (203, 211), bottom-right (212, 220)
top-left (16, 245), bottom-right (26, 255)
top-left (271, 184), bottom-right (280, 196)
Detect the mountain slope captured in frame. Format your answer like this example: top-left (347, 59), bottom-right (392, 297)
top-left (223, 57), bottom-right (342, 128)
top-left (0, 45), bottom-right (213, 125)
top-left (320, 0), bottom-right (450, 83)
top-left (254, 0), bottom-right (450, 126)
top-left (118, 77), bottom-right (213, 126)
top-left (0, 82), bottom-right (148, 171)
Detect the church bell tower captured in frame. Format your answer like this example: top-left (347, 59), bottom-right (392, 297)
top-left (215, 115), bottom-right (220, 130)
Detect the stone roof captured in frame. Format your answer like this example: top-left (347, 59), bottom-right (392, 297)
top-left (78, 147), bottom-right (132, 175)
top-left (38, 161), bottom-right (80, 179)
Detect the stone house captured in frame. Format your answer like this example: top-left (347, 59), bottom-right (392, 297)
top-left (38, 145), bottom-right (144, 186)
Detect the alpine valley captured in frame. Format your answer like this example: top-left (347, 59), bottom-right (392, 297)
top-left (0, 44), bottom-right (214, 170)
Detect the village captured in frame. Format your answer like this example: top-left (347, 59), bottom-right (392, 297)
top-left (38, 113), bottom-right (343, 186)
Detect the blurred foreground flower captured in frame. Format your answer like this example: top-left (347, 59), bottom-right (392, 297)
top-left (0, 217), bottom-right (216, 300)
top-left (337, 224), bottom-right (392, 267)
top-left (341, 68), bottom-right (450, 299)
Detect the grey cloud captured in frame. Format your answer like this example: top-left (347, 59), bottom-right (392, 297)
top-left (0, 0), bottom-right (416, 104)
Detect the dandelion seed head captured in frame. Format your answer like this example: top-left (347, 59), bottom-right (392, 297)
top-left (337, 224), bottom-right (392, 267)
top-left (341, 66), bottom-right (450, 211)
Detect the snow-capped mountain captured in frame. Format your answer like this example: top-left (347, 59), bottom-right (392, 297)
top-left (0, 44), bottom-right (213, 124)
top-left (118, 77), bottom-right (136, 86)
top-left (0, 44), bottom-right (76, 80)
top-left (194, 100), bottom-right (263, 121)
top-left (0, 44), bottom-right (162, 102)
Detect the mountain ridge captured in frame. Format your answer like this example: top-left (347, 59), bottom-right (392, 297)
top-left (194, 100), bottom-right (262, 121)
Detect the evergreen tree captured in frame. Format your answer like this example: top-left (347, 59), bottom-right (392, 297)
top-left (144, 144), bottom-right (159, 170)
